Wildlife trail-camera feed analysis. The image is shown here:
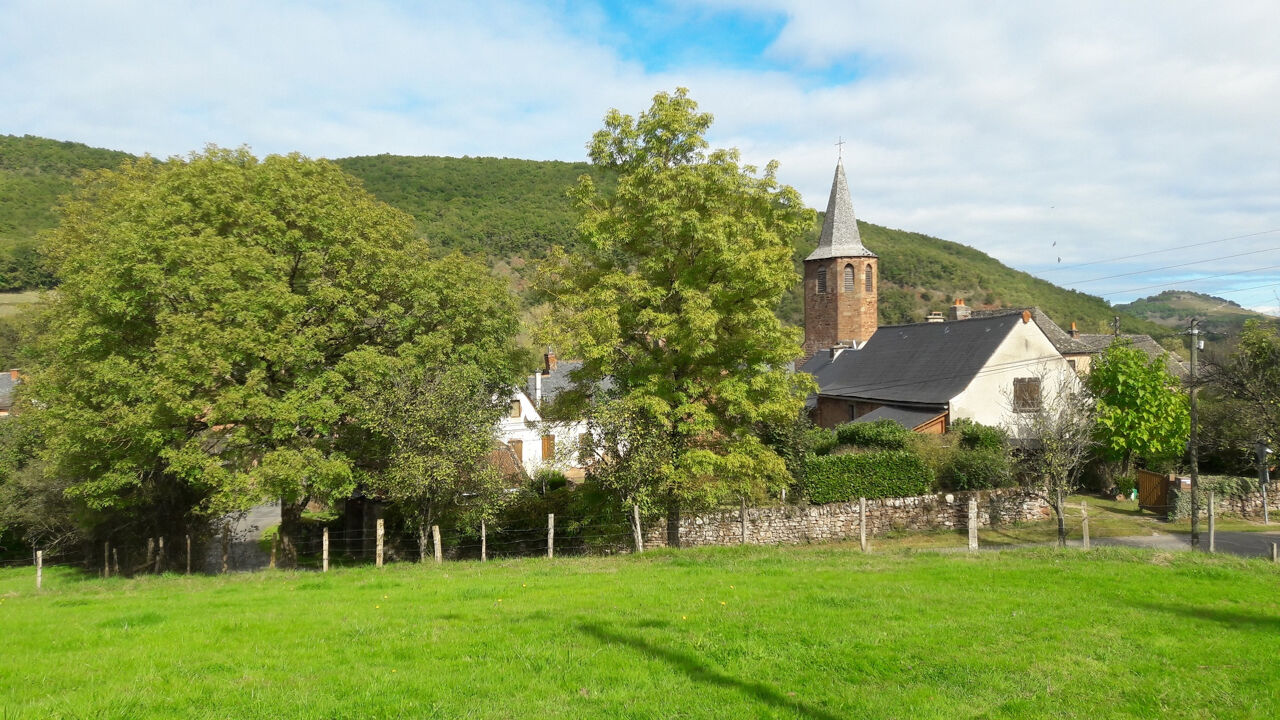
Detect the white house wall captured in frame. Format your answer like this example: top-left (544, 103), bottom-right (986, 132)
top-left (949, 319), bottom-right (1078, 436)
top-left (497, 389), bottom-right (590, 477)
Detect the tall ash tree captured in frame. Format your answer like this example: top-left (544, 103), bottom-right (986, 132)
top-left (1086, 340), bottom-right (1189, 479)
top-left (541, 89), bottom-right (815, 532)
top-left (25, 147), bottom-right (519, 562)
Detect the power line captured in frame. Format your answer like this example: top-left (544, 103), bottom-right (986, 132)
top-left (1067, 246), bottom-right (1280, 285)
top-left (1042, 228), bottom-right (1280, 273)
top-left (1101, 262), bottom-right (1280, 297)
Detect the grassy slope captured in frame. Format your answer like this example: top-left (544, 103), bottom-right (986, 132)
top-left (0, 134), bottom-right (1166, 337)
top-left (2, 545), bottom-right (1278, 719)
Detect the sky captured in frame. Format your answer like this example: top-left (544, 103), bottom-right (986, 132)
top-left (3, 0), bottom-right (1279, 314)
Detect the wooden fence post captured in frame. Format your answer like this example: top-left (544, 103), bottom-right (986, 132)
top-left (1272, 542), bottom-right (1278, 563)
top-left (269, 537), bottom-right (277, 569)
top-left (740, 496), bottom-right (748, 544)
top-left (185, 535), bottom-right (191, 575)
top-left (968, 498), bottom-right (979, 551)
top-left (1081, 500), bottom-right (1091, 551)
top-left (632, 504), bottom-right (643, 554)
top-left (146, 537), bottom-right (155, 572)
top-left (155, 537), bottom-right (164, 574)
top-left (1208, 490), bottom-right (1216, 553)
top-left (35, 550), bottom-right (42, 590)
top-left (112, 547), bottom-right (119, 576)
top-left (547, 513), bottom-right (555, 559)
top-left (432, 525), bottom-right (442, 564)
top-left (221, 525), bottom-right (230, 574)
top-left (103, 542), bottom-right (110, 579)
top-left (859, 497), bottom-right (868, 553)
top-left (376, 518), bottom-right (385, 568)
top-left (322, 527), bottom-right (330, 573)
top-left (481, 519), bottom-right (487, 562)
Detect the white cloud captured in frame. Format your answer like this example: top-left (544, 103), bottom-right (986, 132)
top-left (3, 0), bottom-right (1279, 309)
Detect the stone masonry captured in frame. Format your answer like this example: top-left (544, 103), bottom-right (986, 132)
top-left (643, 488), bottom-right (1050, 549)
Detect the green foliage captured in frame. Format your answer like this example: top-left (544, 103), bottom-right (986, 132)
top-left (834, 419), bottom-right (913, 450)
top-left (803, 427), bottom-right (838, 456)
top-left (803, 450), bottom-right (934, 503)
top-left (1087, 340), bottom-right (1189, 473)
top-left (544, 89), bottom-right (816, 509)
top-left (946, 447), bottom-right (1015, 491)
top-left (1169, 475), bottom-right (1262, 520)
top-left (1213, 318), bottom-right (1280, 458)
top-left (24, 147), bottom-right (518, 544)
top-left (951, 418), bottom-right (1009, 451)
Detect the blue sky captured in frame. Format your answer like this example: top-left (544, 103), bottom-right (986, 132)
top-left (2, 0), bottom-right (1279, 318)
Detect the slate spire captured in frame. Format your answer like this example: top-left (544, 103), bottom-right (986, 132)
top-left (805, 160), bottom-right (875, 261)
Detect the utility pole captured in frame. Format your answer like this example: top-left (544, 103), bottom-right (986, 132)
top-left (1112, 316), bottom-right (1121, 337)
top-left (1189, 318), bottom-right (1201, 549)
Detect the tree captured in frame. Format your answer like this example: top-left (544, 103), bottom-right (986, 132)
top-left (25, 147), bottom-right (519, 563)
top-left (1086, 340), bottom-right (1189, 480)
top-left (348, 360), bottom-right (515, 561)
top-left (540, 89), bottom-right (815, 528)
top-left (1210, 318), bottom-right (1280, 457)
top-left (1010, 374), bottom-right (1096, 547)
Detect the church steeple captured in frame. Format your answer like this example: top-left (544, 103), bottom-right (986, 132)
top-left (805, 160), bottom-right (876, 261)
top-left (802, 159), bottom-right (878, 360)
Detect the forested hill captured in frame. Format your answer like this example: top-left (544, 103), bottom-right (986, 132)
top-left (0, 134), bottom-right (1168, 338)
top-left (1116, 290), bottom-right (1274, 338)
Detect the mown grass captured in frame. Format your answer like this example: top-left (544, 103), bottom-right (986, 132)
top-left (3, 544), bottom-right (1278, 719)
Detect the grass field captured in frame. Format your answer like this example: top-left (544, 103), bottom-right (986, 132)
top-left (2, 544), bottom-right (1278, 719)
top-left (0, 290), bottom-right (43, 317)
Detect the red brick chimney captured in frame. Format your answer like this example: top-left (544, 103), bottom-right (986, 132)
top-left (7, 369), bottom-right (16, 381)
top-left (1068, 322), bottom-right (1079, 339)
top-left (948, 298), bottom-right (971, 321)
top-left (543, 349), bottom-right (557, 375)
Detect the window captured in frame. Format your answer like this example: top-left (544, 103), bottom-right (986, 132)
top-left (1067, 359), bottom-right (1077, 372)
top-left (864, 264), bottom-right (873, 293)
top-left (815, 265), bottom-right (827, 294)
top-left (1013, 377), bottom-right (1042, 413)
top-left (509, 439), bottom-right (523, 463)
top-left (509, 399), bottom-right (522, 418)
top-left (842, 264), bottom-right (854, 292)
top-left (542, 434), bottom-right (556, 460)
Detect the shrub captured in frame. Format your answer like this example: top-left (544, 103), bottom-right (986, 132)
top-left (951, 418), bottom-right (1008, 451)
top-left (803, 450), bottom-right (934, 503)
top-left (1114, 475), bottom-right (1138, 497)
top-left (834, 419), bottom-right (913, 450)
top-left (803, 427), bottom-right (838, 456)
top-left (947, 447), bottom-right (1014, 490)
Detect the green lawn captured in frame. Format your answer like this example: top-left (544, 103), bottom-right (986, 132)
top-left (2, 545), bottom-right (1278, 719)
top-left (0, 289), bottom-right (44, 317)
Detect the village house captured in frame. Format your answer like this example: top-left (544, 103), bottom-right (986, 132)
top-left (499, 350), bottom-right (591, 481)
top-left (798, 161), bottom-right (1078, 436)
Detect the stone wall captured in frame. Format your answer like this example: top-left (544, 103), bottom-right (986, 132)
top-left (643, 488), bottom-right (1050, 549)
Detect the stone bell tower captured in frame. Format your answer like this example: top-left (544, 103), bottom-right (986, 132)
top-left (802, 160), bottom-right (878, 361)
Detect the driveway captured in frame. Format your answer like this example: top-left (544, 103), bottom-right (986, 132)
top-left (1091, 529), bottom-right (1280, 559)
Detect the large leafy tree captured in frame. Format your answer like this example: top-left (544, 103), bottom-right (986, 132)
top-left (1086, 340), bottom-right (1189, 478)
top-left (541, 89), bottom-right (815, 526)
top-left (1211, 318), bottom-right (1280, 455)
top-left (26, 147), bottom-right (519, 561)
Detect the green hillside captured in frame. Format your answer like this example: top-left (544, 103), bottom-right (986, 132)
top-left (0, 134), bottom-right (1169, 339)
top-left (0, 135), bottom-right (134, 290)
top-left (1116, 290), bottom-right (1273, 339)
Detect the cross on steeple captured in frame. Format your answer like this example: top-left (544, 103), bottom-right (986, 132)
top-left (835, 136), bottom-right (845, 159)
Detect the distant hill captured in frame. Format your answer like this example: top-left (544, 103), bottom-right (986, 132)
top-left (0, 134), bottom-right (1170, 339)
top-left (1116, 290), bottom-right (1275, 338)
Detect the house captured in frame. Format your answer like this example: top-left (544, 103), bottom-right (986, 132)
top-left (0, 369), bottom-right (19, 418)
top-left (798, 161), bottom-right (1078, 436)
top-left (499, 351), bottom-right (591, 481)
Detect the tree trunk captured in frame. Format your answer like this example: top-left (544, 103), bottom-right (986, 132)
top-left (278, 497), bottom-right (306, 568)
top-left (418, 524), bottom-right (430, 563)
top-left (666, 500), bottom-right (681, 548)
top-left (1055, 487), bottom-right (1067, 548)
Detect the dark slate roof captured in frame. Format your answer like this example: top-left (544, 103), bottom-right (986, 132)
top-left (971, 307), bottom-right (1087, 353)
top-left (804, 160), bottom-right (875, 261)
top-left (853, 405), bottom-right (947, 430)
top-left (802, 313), bottom-right (1023, 404)
top-left (0, 371), bottom-right (18, 412)
top-left (527, 360), bottom-right (613, 406)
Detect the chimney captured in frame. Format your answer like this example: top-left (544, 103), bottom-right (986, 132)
top-left (543, 348), bottom-right (557, 375)
top-left (1068, 322), bottom-right (1079, 339)
top-left (1021, 310), bottom-right (1032, 324)
top-left (829, 343), bottom-right (850, 361)
top-left (534, 371), bottom-right (543, 407)
top-left (948, 298), bottom-right (971, 321)
top-left (7, 369), bottom-right (16, 382)
top-left (926, 311), bottom-right (945, 323)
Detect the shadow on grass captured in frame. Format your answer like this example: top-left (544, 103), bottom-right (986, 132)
top-left (1131, 600), bottom-right (1280, 632)
top-left (577, 621), bottom-right (843, 720)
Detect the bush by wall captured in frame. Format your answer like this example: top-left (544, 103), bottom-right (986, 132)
top-left (946, 447), bottom-right (1015, 491)
top-left (834, 419), bottom-right (913, 450)
top-left (803, 450), bottom-right (934, 503)
top-left (951, 419), bottom-right (1008, 451)
top-left (804, 427), bottom-right (838, 456)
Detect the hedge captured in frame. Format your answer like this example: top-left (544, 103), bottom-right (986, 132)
top-left (946, 447), bottom-right (1014, 491)
top-left (834, 419), bottom-right (913, 450)
top-left (803, 450), bottom-right (934, 503)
